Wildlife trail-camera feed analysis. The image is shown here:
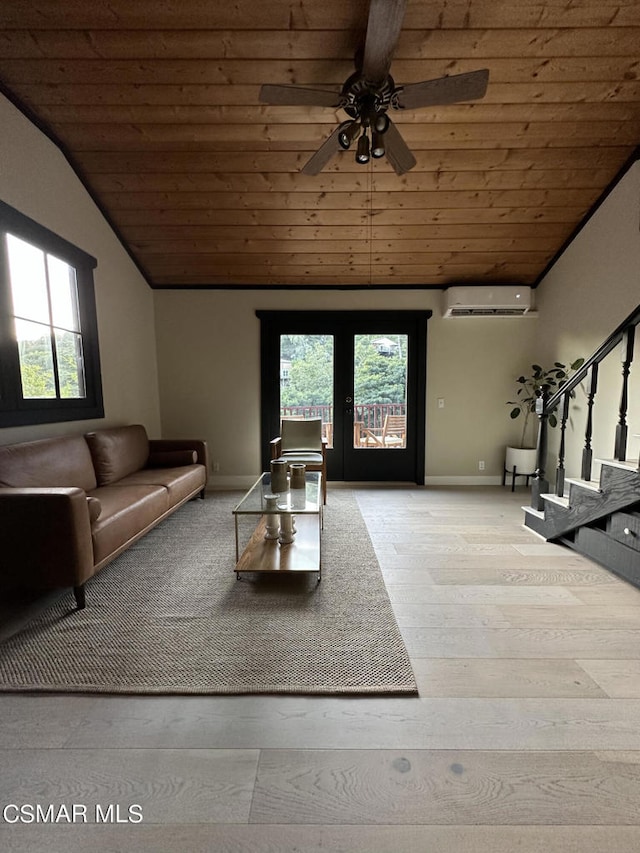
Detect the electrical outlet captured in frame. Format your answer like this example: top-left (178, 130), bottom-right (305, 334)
top-left (437, 397), bottom-right (445, 409)
top-left (212, 461), bottom-right (220, 473)
top-left (478, 460), bottom-right (485, 471)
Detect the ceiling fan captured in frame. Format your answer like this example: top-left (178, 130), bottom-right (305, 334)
top-left (259, 0), bottom-right (489, 176)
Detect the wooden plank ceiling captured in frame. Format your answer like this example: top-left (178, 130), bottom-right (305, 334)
top-left (0, 0), bottom-right (639, 289)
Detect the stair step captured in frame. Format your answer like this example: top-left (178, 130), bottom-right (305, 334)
top-left (522, 506), bottom-right (550, 540)
top-left (522, 505), bottom-right (544, 520)
top-left (565, 477), bottom-right (602, 493)
top-left (595, 458), bottom-right (640, 473)
top-left (541, 493), bottom-right (569, 508)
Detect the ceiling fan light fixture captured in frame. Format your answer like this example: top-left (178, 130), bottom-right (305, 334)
top-left (338, 120), bottom-right (360, 150)
top-left (374, 113), bottom-right (390, 133)
top-left (371, 130), bottom-right (386, 158)
top-left (356, 131), bottom-right (370, 164)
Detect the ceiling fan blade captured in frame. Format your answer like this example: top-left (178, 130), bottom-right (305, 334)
top-left (301, 126), bottom-right (344, 175)
top-left (383, 120), bottom-right (416, 176)
top-left (259, 84), bottom-right (343, 108)
top-left (362, 0), bottom-right (407, 84)
top-left (396, 69), bottom-right (490, 110)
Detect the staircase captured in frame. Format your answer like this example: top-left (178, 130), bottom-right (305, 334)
top-left (523, 303), bottom-right (640, 587)
top-left (525, 459), bottom-right (640, 587)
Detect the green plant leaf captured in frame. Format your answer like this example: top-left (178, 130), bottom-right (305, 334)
top-left (508, 356), bottom-right (584, 429)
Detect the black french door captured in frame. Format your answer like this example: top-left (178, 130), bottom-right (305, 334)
top-left (258, 310), bottom-right (429, 484)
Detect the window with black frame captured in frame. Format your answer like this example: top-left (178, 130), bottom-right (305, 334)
top-left (0, 200), bottom-right (103, 427)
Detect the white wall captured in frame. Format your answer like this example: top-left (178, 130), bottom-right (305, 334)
top-left (535, 159), bottom-right (640, 479)
top-left (0, 94), bottom-right (162, 445)
top-left (154, 288), bottom-right (538, 485)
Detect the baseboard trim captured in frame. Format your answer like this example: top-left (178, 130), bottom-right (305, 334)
top-left (424, 475), bottom-right (504, 486)
top-left (208, 474), bottom-right (507, 491)
top-left (206, 475), bottom-right (259, 491)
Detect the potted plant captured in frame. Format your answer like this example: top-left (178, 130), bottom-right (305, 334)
top-left (506, 359), bottom-right (584, 478)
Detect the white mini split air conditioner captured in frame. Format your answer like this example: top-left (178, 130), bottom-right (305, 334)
top-left (442, 285), bottom-right (533, 317)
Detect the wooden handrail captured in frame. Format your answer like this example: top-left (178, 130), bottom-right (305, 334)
top-left (532, 302), bottom-right (640, 505)
top-left (545, 302), bottom-right (640, 414)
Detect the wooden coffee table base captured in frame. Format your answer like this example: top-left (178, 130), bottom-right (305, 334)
top-left (235, 515), bottom-right (321, 582)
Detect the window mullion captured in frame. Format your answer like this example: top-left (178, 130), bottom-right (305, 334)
top-left (44, 254), bottom-right (62, 399)
top-left (49, 329), bottom-right (61, 399)
top-left (0, 235), bottom-right (21, 407)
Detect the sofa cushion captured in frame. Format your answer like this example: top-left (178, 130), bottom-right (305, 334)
top-left (116, 465), bottom-right (206, 508)
top-left (88, 484), bottom-right (168, 565)
top-left (85, 424), bottom-right (150, 486)
top-left (0, 435), bottom-right (97, 491)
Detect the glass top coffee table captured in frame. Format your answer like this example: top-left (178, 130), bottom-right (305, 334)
top-left (232, 471), bottom-right (323, 582)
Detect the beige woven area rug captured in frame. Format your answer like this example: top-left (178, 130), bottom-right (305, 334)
top-left (0, 490), bottom-right (417, 695)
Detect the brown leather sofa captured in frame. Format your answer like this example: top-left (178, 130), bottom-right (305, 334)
top-left (0, 424), bottom-right (208, 609)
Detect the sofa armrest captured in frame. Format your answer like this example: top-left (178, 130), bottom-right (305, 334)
top-left (148, 439), bottom-right (209, 475)
top-left (0, 487), bottom-right (94, 590)
top-left (270, 437), bottom-right (282, 459)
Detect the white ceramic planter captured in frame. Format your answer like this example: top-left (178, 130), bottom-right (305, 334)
top-left (505, 446), bottom-right (537, 476)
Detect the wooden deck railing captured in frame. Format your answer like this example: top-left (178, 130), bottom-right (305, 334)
top-left (281, 403), bottom-right (407, 445)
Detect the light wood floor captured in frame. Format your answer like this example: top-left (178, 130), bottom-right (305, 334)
top-left (2, 485), bottom-right (640, 852)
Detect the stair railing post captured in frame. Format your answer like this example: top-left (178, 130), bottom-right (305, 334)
top-left (614, 325), bottom-right (634, 462)
top-left (556, 390), bottom-right (570, 497)
top-left (531, 384), bottom-right (550, 511)
top-left (582, 362), bottom-right (598, 481)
